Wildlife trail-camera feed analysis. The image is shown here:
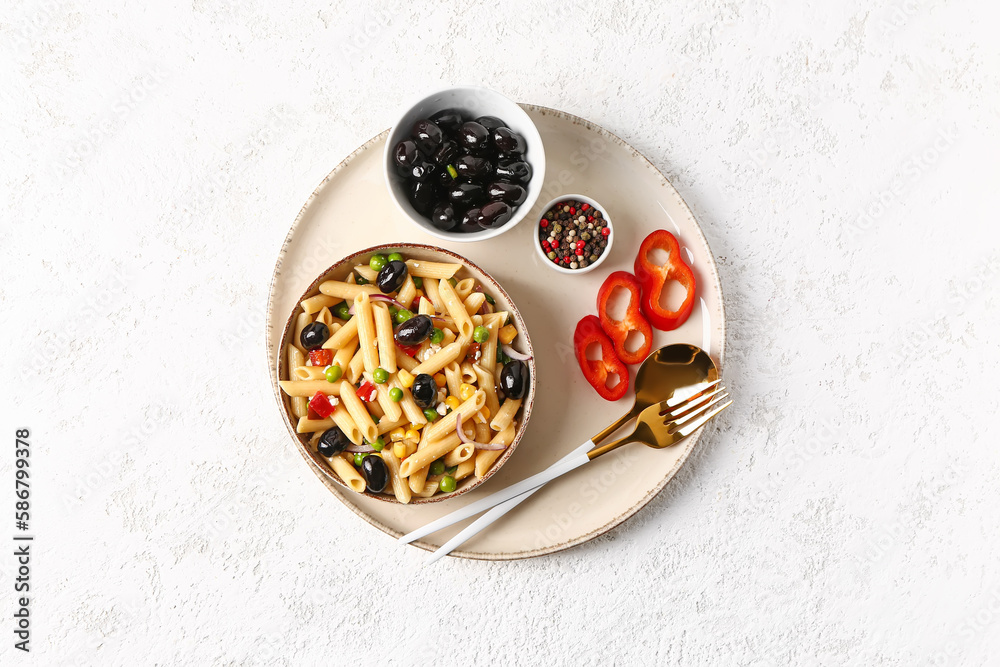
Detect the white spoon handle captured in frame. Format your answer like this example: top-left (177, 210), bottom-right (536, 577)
top-left (398, 440), bottom-right (595, 547)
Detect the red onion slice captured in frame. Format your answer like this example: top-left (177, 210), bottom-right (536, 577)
top-left (455, 413), bottom-right (500, 450)
top-left (345, 443), bottom-right (376, 453)
top-left (502, 344), bottom-right (532, 361)
top-left (346, 293), bottom-right (407, 316)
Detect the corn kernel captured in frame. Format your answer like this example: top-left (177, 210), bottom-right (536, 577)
top-left (390, 427), bottom-right (407, 442)
top-left (405, 428), bottom-right (420, 442)
top-left (409, 422), bottom-right (424, 430)
top-left (393, 442), bottom-right (408, 459)
top-left (499, 324), bottom-right (518, 345)
top-left (398, 369), bottom-right (415, 388)
top-left (445, 395), bottom-right (461, 411)
top-left (459, 383), bottom-right (476, 401)
top-left (434, 373), bottom-right (447, 387)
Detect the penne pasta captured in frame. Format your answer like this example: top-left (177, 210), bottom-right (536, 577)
top-left (353, 265), bottom-right (378, 282)
top-left (301, 294), bottom-right (339, 315)
top-left (297, 417), bottom-right (334, 434)
top-left (332, 336), bottom-right (359, 371)
top-left (444, 442), bottom-right (475, 467)
top-left (290, 396), bottom-right (308, 419)
top-left (390, 377), bottom-right (427, 425)
top-left (417, 295), bottom-right (435, 316)
top-left (348, 347), bottom-right (366, 384)
top-left (294, 366), bottom-right (327, 381)
top-left (377, 414), bottom-right (409, 435)
top-left (475, 422), bottom-right (491, 444)
top-left (397, 275), bottom-right (417, 310)
top-left (479, 319), bottom-right (498, 371)
top-left (325, 316), bottom-right (359, 349)
top-left (315, 306), bottom-right (335, 327)
top-left (490, 397), bottom-right (522, 433)
top-left (398, 431), bottom-right (463, 478)
top-left (437, 278), bottom-right (474, 341)
top-left (407, 429), bottom-right (432, 494)
top-left (454, 457), bottom-right (476, 482)
top-left (328, 454), bottom-right (367, 493)
top-left (278, 379), bottom-right (340, 397)
top-left (331, 404), bottom-right (363, 445)
top-left (475, 422), bottom-right (516, 477)
top-left (293, 311), bottom-right (311, 354)
top-left (354, 292), bottom-right (380, 375)
top-left (413, 480), bottom-right (440, 497)
top-left (339, 381), bottom-right (378, 443)
top-left (463, 292), bottom-right (486, 316)
top-left (459, 361), bottom-right (477, 384)
top-left (422, 389), bottom-right (485, 445)
top-left (372, 303), bottom-right (397, 373)
top-left (375, 381), bottom-right (403, 423)
top-left (454, 278), bottom-right (475, 300)
top-left (394, 347), bottom-right (419, 372)
top-left (381, 448), bottom-right (411, 504)
top-left (318, 280), bottom-right (378, 300)
top-left (473, 365), bottom-right (500, 421)
top-left (423, 277), bottom-right (444, 313)
top-left (405, 259), bottom-right (461, 279)
top-left (412, 341), bottom-right (463, 377)
top-left (444, 362), bottom-right (463, 400)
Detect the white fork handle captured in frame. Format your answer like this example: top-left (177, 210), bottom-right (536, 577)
top-left (398, 440), bottom-right (595, 546)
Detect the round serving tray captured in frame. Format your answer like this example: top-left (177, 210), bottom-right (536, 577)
top-left (266, 105), bottom-right (726, 560)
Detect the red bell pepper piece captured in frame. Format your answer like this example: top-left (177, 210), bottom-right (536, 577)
top-left (308, 391), bottom-right (335, 419)
top-left (356, 381), bottom-right (378, 402)
top-left (573, 315), bottom-right (629, 401)
top-left (597, 271), bottom-right (653, 365)
top-left (396, 343), bottom-right (421, 358)
top-left (309, 349), bottom-right (332, 367)
top-left (633, 230), bottom-right (696, 331)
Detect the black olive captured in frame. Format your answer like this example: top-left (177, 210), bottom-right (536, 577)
top-left (487, 181), bottom-right (527, 206)
top-left (453, 209), bottom-right (481, 233)
top-left (317, 427), bottom-right (350, 457)
top-left (394, 140), bottom-right (420, 168)
top-left (476, 201), bottom-right (513, 229)
top-left (454, 155), bottom-right (493, 182)
top-left (409, 160), bottom-right (437, 182)
top-left (411, 119), bottom-right (443, 155)
top-left (492, 127), bottom-right (526, 155)
top-left (499, 360), bottom-right (529, 400)
top-left (475, 115), bottom-right (506, 132)
top-left (395, 314), bottom-right (433, 345)
top-left (430, 202), bottom-right (458, 231)
top-left (456, 121), bottom-right (490, 154)
top-left (447, 182), bottom-right (485, 207)
top-left (429, 109), bottom-right (464, 133)
top-left (495, 160), bottom-right (532, 184)
top-left (376, 260), bottom-right (408, 294)
top-left (300, 322), bottom-right (330, 350)
top-left (409, 181), bottom-right (437, 215)
top-left (361, 455), bottom-right (389, 493)
top-left (432, 140), bottom-right (460, 166)
top-left (411, 373), bottom-right (437, 409)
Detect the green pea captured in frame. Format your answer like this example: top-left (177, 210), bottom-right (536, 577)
top-left (446, 466), bottom-right (458, 475)
top-left (389, 387), bottom-right (403, 402)
top-left (355, 276), bottom-right (369, 285)
top-left (369, 437), bottom-right (385, 452)
top-left (484, 293), bottom-right (495, 305)
top-left (333, 302), bottom-right (352, 320)
top-left (439, 475), bottom-right (457, 493)
top-left (394, 308), bottom-right (413, 325)
top-left (429, 327), bottom-right (445, 345)
top-left (324, 364), bottom-right (343, 383)
top-left (423, 408), bottom-right (439, 422)
top-left (412, 277), bottom-right (423, 290)
top-left (373, 367), bottom-right (389, 384)
top-left (372, 415), bottom-right (380, 425)
top-left (448, 277), bottom-right (458, 287)
top-left (389, 305), bottom-right (399, 320)
top-left (473, 325), bottom-right (490, 343)
top-left (430, 459), bottom-right (446, 476)
top-left (387, 252), bottom-right (404, 263)
top-left (354, 453), bottom-right (369, 466)
top-left (369, 254), bottom-right (388, 272)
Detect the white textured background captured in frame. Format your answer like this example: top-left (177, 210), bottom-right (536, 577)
top-left (2, 1), bottom-right (999, 665)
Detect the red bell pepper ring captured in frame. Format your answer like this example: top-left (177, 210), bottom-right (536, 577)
top-left (308, 349), bottom-right (332, 367)
top-left (308, 391), bottom-right (335, 419)
top-left (356, 381), bottom-right (378, 403)
top-left (573, 315), bottom-right (629, 401)
top-left (597, 271), bottom-right (653, 365)
top-left (633, 230), bottom-right (697, 331)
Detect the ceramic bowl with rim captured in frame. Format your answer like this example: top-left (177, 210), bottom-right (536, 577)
top-left (383, 86), bottom-right (546, 243)
top-left (533, 194), bottom-right (614, 275)
top-left (275, 243), bottom-right (536, 504)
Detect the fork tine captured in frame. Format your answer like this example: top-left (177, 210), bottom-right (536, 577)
top-left (667, 390), bottom-right (730, 429)
top-left (665, 378), bottom-right (722, 407)
top-left (677, 398), bottom-right (733, 437)
top-left (666, 386), bottom-right (727, 419)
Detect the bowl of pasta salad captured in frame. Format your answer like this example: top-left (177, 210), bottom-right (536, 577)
top-left (276, 244), bottom-right (535, 504)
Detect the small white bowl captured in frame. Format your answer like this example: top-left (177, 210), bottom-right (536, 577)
top-left (533, 194), bottom-right (614, 274)
top-left (383, 86), bottom-right (546, 243)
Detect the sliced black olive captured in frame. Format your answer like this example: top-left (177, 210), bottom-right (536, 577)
top-left (476, 201), bottom-right (512, 229)
top-left (499, 360), bottom-right (529, 400)
top-left (317, 427), bottom-right (350, 457)
top-left (456, 121), bottom-right (490, 154)
top-left (394, 140), bottom-right (420, 168)
top-left (300, 322), bottom-right (330, 350)
top-left (487, 181), bottom-right (527, 206)
top-left (495, 160), bottom-right (532, 184)
top-left (411, 373), bottom-right (437, 409)
top-left (447, 182), bottom-right (485, 207)
top-left (454, 155), bottom-right (493, 182)
top-left (361, 455), bottom-right (389, 493)
top-left (430, 202), bottom-right (458, 231)
top-left (376, 260), bottom-right (408, 294)
top-left (432, 140), bottom-right (460, 166)
top-left (492, 127), bottom-right (526, 155)
top-left (411, 119), bottom-right (443, 155)
top-left (409, 181), bottom-right (437, 215)
top-left (429, 109), bottom-right (464, 133)
top-left (475, 115), bottom-right (506, 132)
top-left (395, 314), bottom-right (433, 345)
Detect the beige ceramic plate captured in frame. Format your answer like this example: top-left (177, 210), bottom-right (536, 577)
top-left (266, 105), bottom-right (726, 560)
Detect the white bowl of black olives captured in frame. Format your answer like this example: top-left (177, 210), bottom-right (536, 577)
top-left (384, 86), bottom-right (546, 242)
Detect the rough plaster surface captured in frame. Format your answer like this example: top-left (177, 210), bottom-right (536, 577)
top-left (2, 1), bottom-right (999, 665)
